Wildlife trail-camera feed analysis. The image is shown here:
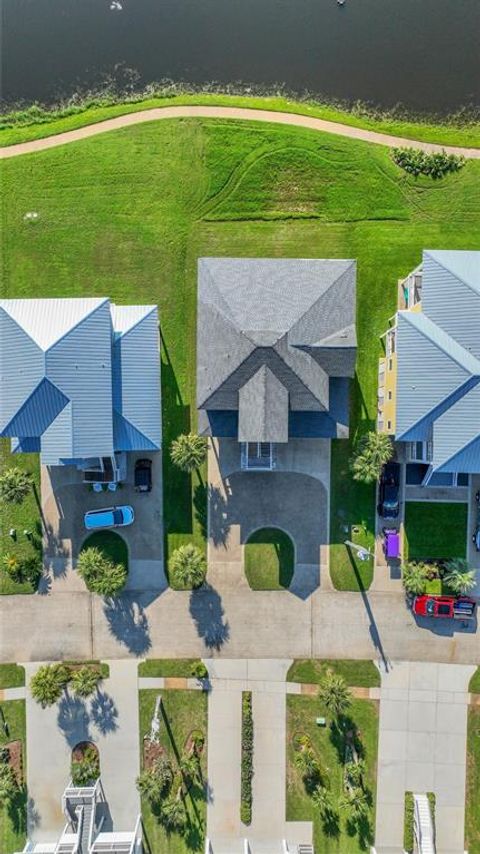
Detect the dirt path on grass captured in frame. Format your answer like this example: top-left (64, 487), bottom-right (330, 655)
top-left (2, 106), bottom-right (480, 158)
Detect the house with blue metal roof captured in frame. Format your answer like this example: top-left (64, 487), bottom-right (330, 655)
top-left (0, 297), bottom-right (161, 481)
top-left (378, 249), bottom-right (480, 487)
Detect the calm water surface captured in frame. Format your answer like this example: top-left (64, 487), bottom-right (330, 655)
top-left (2, 0), bottom-right (479, 113)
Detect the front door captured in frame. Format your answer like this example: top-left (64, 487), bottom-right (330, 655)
top-left (241, 442), bottom-right (275, 470)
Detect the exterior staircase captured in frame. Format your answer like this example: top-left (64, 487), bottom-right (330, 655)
top-left (414, 793), bottom-right (435, 854)
top-left (79, 800), bottom-right (94, 854)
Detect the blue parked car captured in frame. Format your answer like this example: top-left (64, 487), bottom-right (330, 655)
top-left (84, 505), bottom-right (134, 530)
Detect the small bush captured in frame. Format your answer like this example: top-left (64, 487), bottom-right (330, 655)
top-left (30, 663), bottom-right (71, 707)
top-left (2, 553), bottom-right (42, 586)
top-left (392, 147), bottom-right (465, 178)
top-left (70, 665), bottom-right (102, 698)
top-left (170, 433), bottom-right (207, 472)
top-left (402, 561), bottom-right (430, 595)
top-left (0, 762), bottom-right (18, 806)
top-left (71, 746), bottom-right (100, 786)
top-left (0, 467), bottom-right (32, 504)
top-left (77, 546), bottom-right (127, 596)
top-left (137, 756), bottom-right (174, 804)
top-left (191, 661), bottom-right (208, 680)
top-left (240, 691), bottom-right (253, 825)
top-left (168, 544), bottom-right (206, 589)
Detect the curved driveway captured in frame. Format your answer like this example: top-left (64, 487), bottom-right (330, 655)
top-left (1, 105), bottom-right (480, 158)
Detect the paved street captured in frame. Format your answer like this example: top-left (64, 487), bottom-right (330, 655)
top-left (375, 661), bottom-right (475, 854)
top-left (23, 660), bottom-right (140, 842)
top-left (2, 585), bottom-right (480, 664)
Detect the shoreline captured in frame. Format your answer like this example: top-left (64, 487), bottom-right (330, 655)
top-left (1, 92), bottom-right (479, 150)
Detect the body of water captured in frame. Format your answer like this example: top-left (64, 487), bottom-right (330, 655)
top-left (2, 0), bottom-right (479, 114)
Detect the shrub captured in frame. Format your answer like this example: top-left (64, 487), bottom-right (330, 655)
top-left (0, 762), bottom-right (18, 806)
top-left (240, 691), bottom-right (253, 825)
top-left (294, 745), bottom-right (321, 785)
top-left (30, 663), bottom-right (71, 707)
top-left (2, 553), bottom-right (42, 586)
top-left (350, 432), bottom-right (393, 484)
top-left (443, 558), bottom-right (477, 595)
top-left (191, 661), bottom-right (208, 680)
top-left (168, 544), bottom-right (206, 589)
top-left (0, 467), bottom-right (32, 504)
top-left (170, 433), bottom-right (207, 473)
top-left (160, 796), bottom-right (187, 831)
top-left (392, 147), bottom-right (465, 178)
top-left (137, 757), bottom-right (174, 804)
top-left (70, 666), bottom-right (102, 698)
top-left (77, 547), bottom-right (127, 596)
top-left (71, 746), bottom-right (100, 786)
top-left (312, 784), bottom-right (337, 820)
top-left (179, 752), bottom-right (201, 786)
top-left (402, 561), bottom-right (429, 595)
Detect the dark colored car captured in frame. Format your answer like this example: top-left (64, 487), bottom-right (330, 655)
top-left (134, 458), bottom-right (152, 493)
top-left (413, 595), bottom-right (476, 620)
top-left (378, 462), bottom-right (400, 519)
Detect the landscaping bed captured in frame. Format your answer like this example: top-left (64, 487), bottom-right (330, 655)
top-left (0, 699), bottom-right (27, 854)
top-left (81, 530), bottom-right (129, 570)
top-left (138, 689), bottom-right (207, 852)
top-left (404, 502), bottom-right (467, 561)
top-left (287, 660), bottom-right (380, 688)
top-left (240, 691), bottom-right (253, 825)
top-left (286, 693), bottom-right (379, 853)
top-left (244, 527), bottom-right (294, 590)
top-left (0, 439), bottom-right (41, 595)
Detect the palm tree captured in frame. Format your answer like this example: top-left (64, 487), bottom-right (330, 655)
top-left (70, 666), bottom-right (102, 698)
top-left (30, 663), bottom-right (71, 708)
top-left (169, 543), bottom-right (206, 589)
top-left (170, 433), bottom-right (207, 473)
top-left (0, 466), bottom-right (32, 504)
top-left (77, 547), bottom-right (127, 596)
top-left (0, 763), bottom-right (18, 806)
top-left (294, 746), bottom-right (320, 783)
top-left (161, 796), bottom-right (186, 831)
top-left (402, 561), bottom-right (428, 596)
top-left (180, 752), bottom-right (201, 785)
top-left (2, 554), bottom-right (21, 580)
top-left (443, 559), bottom-right (477, 595)
top-left (137, 757), bottom-right (174, 804)
top-left (345, 758), bottom-right (366, 789)
top-left (340, 786), bottom-right (370, 821)
top-left (71, 746), bottom-right (100, 786)
top-left (318, 670), bottom-right (351, 719)
top-left (312, 784), bottom-right (336, 818)
top-left (350, 432), bottom-right (393, 484)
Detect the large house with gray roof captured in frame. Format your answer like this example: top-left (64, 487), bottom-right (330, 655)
top-left (197, 257), bottom-right (357, 470)
top-left (0, 297), bottom-right (161, 481)
top-left (378, 249), bottom-right (480, 487)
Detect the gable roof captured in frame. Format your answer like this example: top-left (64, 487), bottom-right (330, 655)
top-left (395, 249), bottom-right (480, 474)
top-left (1, 298), bottom-right (161, 465)
top-left (197, 258), bottom-right (356, 442)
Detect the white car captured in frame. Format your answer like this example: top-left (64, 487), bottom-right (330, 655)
top-left (84, 505), bottom-right (134, 530)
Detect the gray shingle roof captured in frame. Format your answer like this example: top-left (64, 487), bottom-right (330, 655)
top-left (395, 249), bottom-right (480, 474)
top-left (197, 258), bottom-right (357, 442)
top-left (238, 366), bottom-right (289, 443)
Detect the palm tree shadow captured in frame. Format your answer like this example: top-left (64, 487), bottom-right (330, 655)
top-left (103, 596), bottom-right (151, 656)
top-left (189, 584), bottom-right (230, 651)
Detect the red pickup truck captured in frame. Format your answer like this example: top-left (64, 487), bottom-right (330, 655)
top-left (413, 595), bottom-right (476, 620)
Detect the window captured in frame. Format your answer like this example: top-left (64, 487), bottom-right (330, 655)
top-left (388, 358), bottom-right (393, 371)
top-left (387, 420), bottom-right (392, 430)
top-left (388, 391), bottom-right (392, 400)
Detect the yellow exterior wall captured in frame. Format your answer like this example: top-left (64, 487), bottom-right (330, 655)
top-left (381, 351), bottom-right (397, 434)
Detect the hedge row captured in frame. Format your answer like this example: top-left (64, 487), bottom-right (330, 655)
top-left (240, 691), bottom-right (253, 825)
top-left (392, 146), bottom-right (465, 179)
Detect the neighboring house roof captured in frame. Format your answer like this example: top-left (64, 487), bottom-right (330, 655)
top-left (0, 298), bottom-right (161, 466)
top-left (197, 258), bottom-right (357, 442)
top-left (395, 249), bottom-right (480, 474)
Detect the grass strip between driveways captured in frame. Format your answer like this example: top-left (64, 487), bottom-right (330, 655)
top-left (466, 706), bottom-right (480, 854)
top-left (287, 660), bottom-right (380, 688)
top-left (240, 691), bottom-right (253, 826)
top-left (0, 439), bottom-right (41, 595)
top-left (0, 699), bottom-right (27, 854)
top-left (138, 688), bottom-right (207, 853)
top-left (0, 665), bottom-right (25, 690)
top-left (81, 530), bottom-right (129, 571)
top-left (469, 668), bottom-right (480, 694)
top-left (404, 501), bottom-right (467, 561)
top-left (138, 659), bottom-right (205, 678)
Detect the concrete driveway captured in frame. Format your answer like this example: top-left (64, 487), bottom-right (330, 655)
top-left (375, 661), bottom-right (476, 854)
top-left (40, 451), bottom-right (164, 592)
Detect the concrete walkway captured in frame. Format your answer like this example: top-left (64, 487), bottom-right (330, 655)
top-left (205, 659), bottom-right (312, 853)
top-left (23, 660), bottom-right (140, 842)
top-left (375, 661), bottom-right (476, 854)
top-left (2, 105), bottom-right (479, 160)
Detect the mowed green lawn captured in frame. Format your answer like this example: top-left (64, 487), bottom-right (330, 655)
top-left (2, 119), bottom-right (480, 569)
top-left (404, 501), bottom-right (468, 561)
top-left (0, 439), bottom-right (41, 594)
top-left (244, 527), bottom-right (295, 589)
top-left (0, 700), bottom-right (27, 854)
top-left (466, 706), bottom-right (480, 854)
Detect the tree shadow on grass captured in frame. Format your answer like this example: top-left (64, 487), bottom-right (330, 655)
top-left (329, 716), bottom-right (364, 766)
top-left (346, 813), bottom-right (374, 849)
top-left (321, 809), bottom-right (341, 839)
top-left (189, 584), bottom-right (230, 651)
top-left (103, 596), bottom-right (151, 656)
top-left (8, 783), bottom-right (27, 835)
